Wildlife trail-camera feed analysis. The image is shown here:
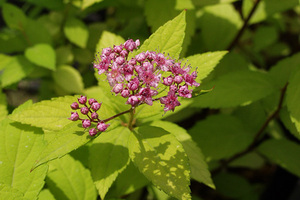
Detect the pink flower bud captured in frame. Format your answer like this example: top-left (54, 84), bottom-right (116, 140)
top-left (88, 98), bottom-right (97, 105)
top-left (102, 47), bottom-right (112, 56)
top-left (78, 95), bottom-right (87, 104)
top-left (112, 83), bottom-right (123, 94)
top-left (135, 52), bottom-right (146, 63)
top-left (80, 107), bottom-right (89, 115)
top-left (91, 102), bottom-right (101, 111)
top-left (114, 45), bottom-right (123, 53)
top-left (89, 128), bottom-right (98, 136)
top-left (121, 89), bottom-right (130, 98)
top-left (128, 78), bottom-right (139, 91)
top-left (82, 119), bottom-right (91, 128)
top-left (70, 102), bottom-right (79, 110)
top-left (174, 75), bottom-right (183, 84)
top-left (68, 112), bottom-right (79, 121)
top-left (163, 76), bottom-right (173, 86)
top-left (127, 95), bottom-right (140, 107)
top-left (124, 39), bottom-right (137, 51)
top-left (120, 50), bottom-right (128, 57)
top-left (91, 112), bottom-right (98, 119)
top-left (115, 56), bottom-right (125, 65)
top-left (97, 122), bottom-right (110, 132)
top-left (135, 39), bottom-right (140, 47)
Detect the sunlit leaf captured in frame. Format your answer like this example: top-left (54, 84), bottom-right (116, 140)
top-left (129, 125), bottom-right (191, 199)
top-left (46, 154), bottom-right (97, 200)
top-left (89, 126), bottom-right (131, 199)
top-left (25, 43), bottom-right (56, 70)
top-left (0, 119), bottom-right (48, 200)
top-left (53, 65), bottom-right (84, 93)
top-left (150, 120), bottom-right (215, 189)
top-left (192, 70), bottom-right (276, 108)
top-left (64, 17), bottom-right (89, 48)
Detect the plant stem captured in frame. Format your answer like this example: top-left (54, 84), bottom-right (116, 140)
top-left (128, 108), bottom-right (135, 130)
top-left (103, 108), bottom-right (132, 123)
top-left (212, 83), bottom-right (288, 175)
top-left (227, 0), bottom-right (262, 50)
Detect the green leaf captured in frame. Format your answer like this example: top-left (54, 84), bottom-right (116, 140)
top-left (253, 26), bottom-right (278, 52)
top-left (64, 17), bottom-right (89, 48)
top-left (25, 43), bottom-right (56, 70)
top-left (129, 126), bottom-right (191, 200)
top-left (280, 107), bottom-right (300, 140)
top-left (0, 119), bottom-right (48, 200)
top-left (0, 91), bottom-right (8, 121)
top-left (243, 0), bottom-right (299, 24)
top-left (53, 65), bottom-right (84, 93)
top-left (286, 69), bottom-right (300, 133)
top-left (200, 4), bottom-right (242, 50)
top-left (38, 189), bottom-right (56, 200)
top-left (108, 162), bottom-right (149, 197)
top-left (189, 114), bottom-right (253, 161)
top-left (2, 3), bottom-right (27, 30)
top-left (258, 139), bottom-right (300, 177)
top-left (9, 96), bottom-right (78, 131)
top-left (213, 173), bottom-right (254, 199)
top-left (135, 10), bottom-right (186, 59)
top-left (193, 0), bottom-right (239, 7)
top-left (183, 51), bottom-right (228, 83)
top-left (0, 54), bottom-right (13, 70)
top-left (145, 0), bottom-right (178, 32)
top-left (0, 183), bottom-right (26, 200)
top-left (82, 0), bottom-right (103, 9)
top-left (46, 154), bottom-right (97, 200)
top-left (269, 52), bottom-right (300, 88)
top-left (32, 120), bottom-right (119, 171)
top-left (55, 46), bottom-right (74, 65)
top-left (1, 55), bottom-right (35, 88)
top-left (24, 19), bottom-right (52, 45)
top-left (150, 121), bottom-right (215, 189)
top-left (95, 31), bottom-right (125, 54)
top-left (192, 70), bottom-right (276, 108)
top-left (89, 126), bottom-right (131, 199)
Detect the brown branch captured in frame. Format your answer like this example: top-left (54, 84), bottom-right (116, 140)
top-left (226, 0), bottom-right (262, 51)
top-left (212, 83), bottom-right (288, 175)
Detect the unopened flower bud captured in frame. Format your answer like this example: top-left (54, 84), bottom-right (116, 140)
top-left (135, 52), bottom-right (146, 63)
top-left (80, 107), bottom-right (89, 115)
top-left (91, 112), bottom-right (98, 119)
top-left (163, 76), bottom-right (173, 86)
top-left (78, 95), bottom-right (87, 104)
top-left (121, 89), bottom-right (130, 98)
top-left (68, 112), bottom-right (79, 121)
top-left (82, 119), bottom-right (91, 128)
top-left (174, 75), bottom-right (183, 84)
top-left (127, 95), bottom-right (140, 106)
top-left (71, 102), bottom-right (79, 110)
top-left (115, 56), bottom-right (125, 65)
top-left (112, 83), bottom-right (123, 94)
top-left (89, 128), bottom-right (98, 136)
top-left (97, 122), bottom-right (110, 132)
top-left (91, 102), bottom-right (101, 111)
top-left (88, 98), bottom-right (97, 105)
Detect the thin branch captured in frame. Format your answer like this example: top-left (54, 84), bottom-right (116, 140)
top-left (212, 83), bottom-right (288, 175)
top-left (226, 0), bottom-right (262, 51)
top-left (102, 108), bottom-right (132, 123)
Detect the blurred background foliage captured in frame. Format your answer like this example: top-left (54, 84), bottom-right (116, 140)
top-left (1, 0), bottom-right (300, 199)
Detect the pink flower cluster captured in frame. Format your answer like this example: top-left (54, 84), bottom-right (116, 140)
top-left (93, 39), bottom-right (200, 112)
top-left (68, 95), bottom-right (110, 136)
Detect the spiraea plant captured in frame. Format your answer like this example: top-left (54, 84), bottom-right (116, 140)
top-left (7, 11), bottom-right (227, 200)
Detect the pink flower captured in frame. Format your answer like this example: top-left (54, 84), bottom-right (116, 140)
top-left (128, 78), bottom-right (139, 91)
top-left (91, 112), bottom-right (98, 119)
top-left (88, 98), bottom-right (97, 105)
top-left (183, 73), bottom-right (200, 87)
top-left (127, 95), bottom-right (140, 107)
top-left (178, 85), bottom-right (192, 98)
top-left (112, 83), bottom-right (123, 94)
top-left (160, 91), bottom-right (181, 112)
top-left (163, 76), bottom-right (174, 86)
